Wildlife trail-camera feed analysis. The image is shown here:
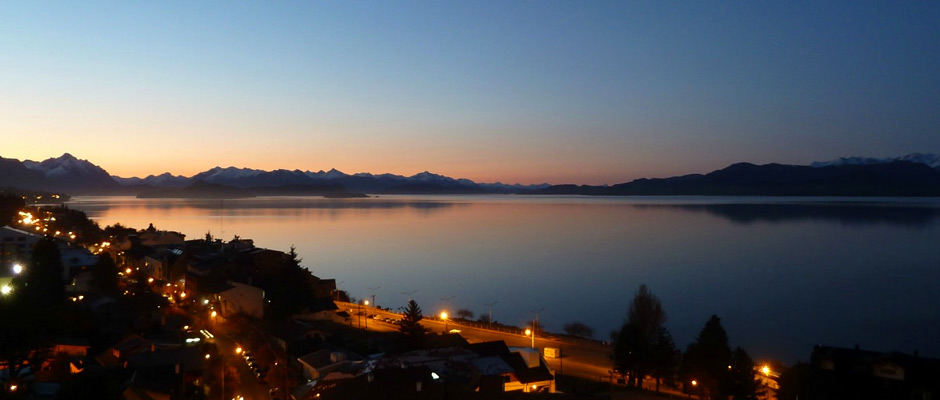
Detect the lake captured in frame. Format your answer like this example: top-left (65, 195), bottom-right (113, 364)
top-left (66, 195), bottom-right (940, 364)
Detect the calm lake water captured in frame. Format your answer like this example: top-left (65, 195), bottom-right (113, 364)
top-left (67, 195), bottom-right (940, 364)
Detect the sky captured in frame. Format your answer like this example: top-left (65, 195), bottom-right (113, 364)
top-left (1, 1), bottom-right (938, 185)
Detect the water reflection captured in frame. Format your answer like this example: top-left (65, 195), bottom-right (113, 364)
top-left (634, 202), bottom-right (940, 227)
top-left (66, 195), bottom-right (940, 364)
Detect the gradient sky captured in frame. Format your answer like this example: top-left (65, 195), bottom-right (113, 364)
top-left (2, 1), bottom-right (938, 185)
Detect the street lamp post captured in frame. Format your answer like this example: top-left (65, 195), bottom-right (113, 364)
top-left (363, 300), bottom-right (370, 330)
top-left (440, 311), bottom-right (449, 333)
top-left (483, 301), bottom-right (497, 329)
top-left (529, 308), bottom-right (544, 349)
top-left (525, 329), bottom-right (534, 348)
top-left (367, 286), bottom-right (380, 310)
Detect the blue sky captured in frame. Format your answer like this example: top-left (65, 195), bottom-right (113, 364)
top-left (2, 1), bottom-right (938, 184)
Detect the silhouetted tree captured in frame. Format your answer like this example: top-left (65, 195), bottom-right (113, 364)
top-left (563, 322), bottom-right (594, 339)
top-left (400, 299), bottom-right (428, 348)
top-left (91, 253), bottom-right (120, 296)
top-left (613, 284), bottom-right (666, 388)
top-left (477, 313), bottom-right (491, 324)
top-left (650, 326), bottom-right (679, 392)
top-left (262, 246), bottom-right (316, 320)
top-left (681, 315), bottom-right (732, 400)
top-left (455, 308), bottom-right (474, 320)
top-left (729, 347), bottom-right (761, 400)
top-left (22, 238), bottom-right (65, 308)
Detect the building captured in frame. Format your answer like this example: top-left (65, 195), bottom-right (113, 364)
top-left (218, 281), bottom-right (264, 319)
top-left (807, 345), bottom-right (940, 399)
top-left (297, 347), bottom-right (366, 382)
top-left (0, 225), bottom-right (41, 267)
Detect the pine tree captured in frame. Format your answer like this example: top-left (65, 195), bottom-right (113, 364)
top-left (682, 315), bottom-right (732, 400)
top-left (729, 347), bottom-right (761, 400)
top-left (23, 238), bottom-right (65, 307)
top-left (91, 253), bottom-right (120, 296)
top-left (399, 300), bottom-right (427, 348)
top-left (613, 284), bottom-right (667, 388)
top-left (650, 326), bottom-right (679, 392)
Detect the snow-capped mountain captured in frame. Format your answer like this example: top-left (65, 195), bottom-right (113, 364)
top-left (811, 153), bottom-right (940, 169)
top-left (18, 153), bottom-right (119, 191)
top-left (113, 172), bottom-right (191, 188)
top-left (109, 164), bottom-right (545, 193)
top-left (23, 153), bottom-right (109, 178)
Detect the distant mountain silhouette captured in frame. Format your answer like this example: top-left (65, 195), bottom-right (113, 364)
top-left (0, 153), bottom-right (121, 193)
top-left (4, 153), bottom-right (940, 197)
top-left (0, 154), bottom-right (548, 195)
top-left (811, 152), bottom-right (940, 169)
top-left (534, 161), bottom-right (940, 196)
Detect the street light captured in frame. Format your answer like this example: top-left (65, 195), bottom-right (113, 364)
top-left (525, 328), bottom-right (534, 348)
top-left (483, 301), bottom-right (497, 329)
top-left (363, 300), bottom-right (370, 330)
top-left (12, 263), bottom-right (23, 275)
top-left (440, 311), bottom-right (449, 333)
top-left (367, 286), bottom-right (380, 309)
top-left (0, 285), bottom-right (12, 296)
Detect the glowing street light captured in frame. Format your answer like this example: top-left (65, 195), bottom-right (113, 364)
top-left (1, 285), bottom-right (12, 296)
top-left (525, 328), bottom-right (535, 348)
top-left (12, 263), bottom-right (23, 275)
top-left (761, 365), bottom-right (771, 376)
top-left (440, 311), bottom-right (449, 332)
top-left (235, 347), bottom-right (243, 355)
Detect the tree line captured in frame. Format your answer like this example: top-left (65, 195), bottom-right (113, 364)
top-left (612, 284), bottom-right (762, 400)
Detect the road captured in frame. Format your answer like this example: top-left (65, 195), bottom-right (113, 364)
top-left (336, 302), bottom-right (615, 381)
top-left (213, 331), bottom-right (272, 400)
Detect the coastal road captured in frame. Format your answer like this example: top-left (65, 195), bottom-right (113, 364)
top-left (336, 302), bottom-right (614, 381)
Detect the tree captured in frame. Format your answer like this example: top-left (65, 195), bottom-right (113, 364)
top-left (612, 284), bottom-right (667, 388)
top-left (399, 299), bottom-right (428, 348)
top-left (91, 253), bottom-right (120, 296)
top-left (22, 238), bottom-right (65, 307)
top-left (650, 326), bottom-right (679, 392)
top-left (563, 322), bottom-right (594, 339)
top-left (681, 315), bottom-right (732, 400)
top-left (728, 347), bottom-right (761, 400)
top-left (455, 308), bottom-right (474, 320)
top-left (261, 246), bottom-right (316, 320)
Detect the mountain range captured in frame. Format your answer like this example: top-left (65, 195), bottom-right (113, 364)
top-left (535, 155), bottom-right (940, 196)
top-left (0, 153), bottom-right (550, 196)
top-left (2, 153), bottom-right (939, 197)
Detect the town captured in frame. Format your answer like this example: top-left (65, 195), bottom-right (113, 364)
top-left (1, 192), bottom-right (938, 400)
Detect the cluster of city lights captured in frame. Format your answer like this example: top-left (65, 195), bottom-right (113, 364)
top-left (16, 211), bottom-right (77, 240)
top-left (91, 242), bottom-right (111, 254)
